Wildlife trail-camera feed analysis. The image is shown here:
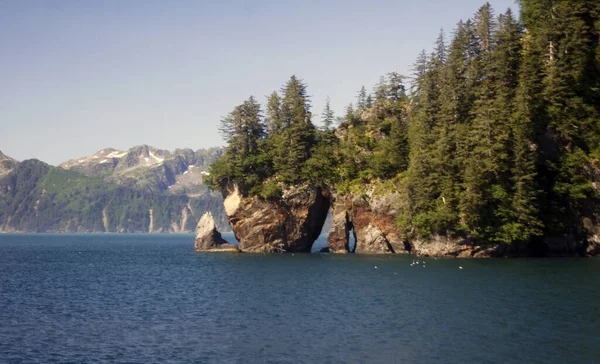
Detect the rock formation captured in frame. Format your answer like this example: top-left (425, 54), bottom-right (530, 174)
top-left (327, 191), bottom-right (408, 254)
top-left (223, 184), bottom-right (330, 253)
top-left (326, 187), bottom-right (600, 257)
top-left (211, 178), bottom-right (600, 257)
top-left (194, 212), bottom-right (239, 252)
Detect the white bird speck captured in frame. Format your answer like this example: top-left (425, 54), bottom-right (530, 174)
top-left (374, 266), bottom-right (378, 269)
top-left (459, 266), bottom-right (463, 269)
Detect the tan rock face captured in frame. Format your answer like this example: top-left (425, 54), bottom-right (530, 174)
top-left (223, 184), bottom-right (330, 253)
top-left (195, 212), bottom-right (239, 252)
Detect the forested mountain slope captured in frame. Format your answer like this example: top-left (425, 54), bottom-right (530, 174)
top-left (0, 149), bottom-right (228, 233)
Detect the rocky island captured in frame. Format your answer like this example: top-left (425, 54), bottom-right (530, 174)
top-left (198, 182), bottom-right (600, 257)
top-left (200, 0), bottom-right (600, 258)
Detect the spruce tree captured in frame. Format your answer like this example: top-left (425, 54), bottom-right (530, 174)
top-left (209, 96), bottom-right (268, 193)
top-left (321, 96), bottom-right (335, 130)
top-left (402, 42), bottom-right (448, 237)
top-left (272, 75), bottom-right (317, 184)
top-left (265, 91), bottom-right (283, 135)
top-left (357, 86), bottom-right (367, 110)
top-left (459, 3), bottom-right (499, 240)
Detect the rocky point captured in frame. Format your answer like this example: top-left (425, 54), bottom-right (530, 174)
top-left (222, 184), bottom-right (330, 253)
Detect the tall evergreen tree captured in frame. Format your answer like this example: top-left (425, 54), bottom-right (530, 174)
top-left (402, 42), bottom-right (449, 237)
top-left (459, 3), bottom-right (499, 240)
top-left (265, 91), bottom-right (283, 135)
top-left (209, 96), bottom-right (268, 193)
top-left (321, 96), bottom-right (335, 130)
top-left (272, 75), bottom-right (317, 183)
top-left (357, 86), bottom-right (368, 110)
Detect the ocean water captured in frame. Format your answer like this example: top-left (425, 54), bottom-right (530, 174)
top-left (1, 234), bottom-right (599, 364)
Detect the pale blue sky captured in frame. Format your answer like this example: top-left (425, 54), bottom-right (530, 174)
top-left (1, 0), bottom-right (516, 165)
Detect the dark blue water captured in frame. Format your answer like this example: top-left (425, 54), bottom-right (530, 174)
top-left (1, 234), bottom-right (599, 363)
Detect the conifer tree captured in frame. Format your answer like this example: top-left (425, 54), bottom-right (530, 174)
top-left (459, 3), bottom-right (499, 239)
top-left (265, 91), bottom-right (283, 135)
top-left (209, 96), bottom-right (268, 193)
top-left (402, 43), bottom-right (448, 237)
top-left (374, 76), bottom-right (387, 102)
top-left (357, 86), bottom-right (367, 110)
top-left (321, 96), bottom-right (335, 130)
top-left (365, 94), bottom-right (373, 108)
top-left (272, 75), bottom-right (317, 184)
top-left (431, 21), bottom-right (474, 236)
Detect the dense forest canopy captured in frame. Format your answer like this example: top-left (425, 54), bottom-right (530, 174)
top-left (207, 0), bottom-right (600, 246)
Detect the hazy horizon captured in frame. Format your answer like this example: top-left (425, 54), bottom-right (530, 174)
top-left (1, 0), bottom-right (516, 165)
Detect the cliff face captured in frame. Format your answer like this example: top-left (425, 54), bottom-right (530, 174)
top-left (327, 186), bottom-right (600, 257)
top-left (327, 192), bottom-right (407, 254)
top-left (216, 176), bottom-right (600, 257)
top-left (223, 184), bottom-right (330, 253)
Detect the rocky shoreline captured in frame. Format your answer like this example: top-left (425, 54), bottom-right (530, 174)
top-left (195, 184), bottom-right (600, 258)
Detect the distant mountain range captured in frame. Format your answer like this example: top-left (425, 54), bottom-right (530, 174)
top-left (0, 146), bottom-right (229, 233)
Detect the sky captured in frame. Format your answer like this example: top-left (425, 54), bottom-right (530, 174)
top-left (0, 0), bottom-right (517, 165)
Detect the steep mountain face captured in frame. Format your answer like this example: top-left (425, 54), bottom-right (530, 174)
top-left (60, 145), bottom-right (221, 194)
top-left (0, 147), bottom-right (229, 233)
top-left (0, 151), bottom-right (18, 177)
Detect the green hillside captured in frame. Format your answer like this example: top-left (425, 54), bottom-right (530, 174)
top-left (0, 159), bottom-right (228, 233)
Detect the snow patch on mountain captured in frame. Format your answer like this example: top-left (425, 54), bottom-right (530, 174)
top-left (149, 151), bottom-right (164, 164)
top-left (107, 151), bottom-right (127, 158)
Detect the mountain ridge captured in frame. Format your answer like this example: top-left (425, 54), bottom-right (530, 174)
top-left (0, 150), bottom-right (18, 177)
top-left (59, 145), bottom-right (221, 194)
top-left (0, 146), bottom-right (229, 233)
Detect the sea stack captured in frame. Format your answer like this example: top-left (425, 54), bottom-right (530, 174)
top-left (194, 212), bottom-right (239, 252)
top-left (222, 184), bottom-right (330, 253)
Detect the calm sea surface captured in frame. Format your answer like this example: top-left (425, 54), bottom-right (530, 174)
top-left (1, 234), bottom-right (599, 364)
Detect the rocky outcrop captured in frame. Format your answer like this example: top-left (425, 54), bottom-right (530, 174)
top-left (327, 191), bottom-right (408, 254)
top-left (327, 195), bottom-right (353, 253)
top-left (327, 188), bottom-right (600, 257)
top-left (223, 184), bottom-right (330, 253)
top-left (194, 212), bottom-right (239, 252)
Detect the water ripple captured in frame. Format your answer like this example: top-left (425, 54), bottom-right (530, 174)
top-left (1, 234), bottom-right (599, 363)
